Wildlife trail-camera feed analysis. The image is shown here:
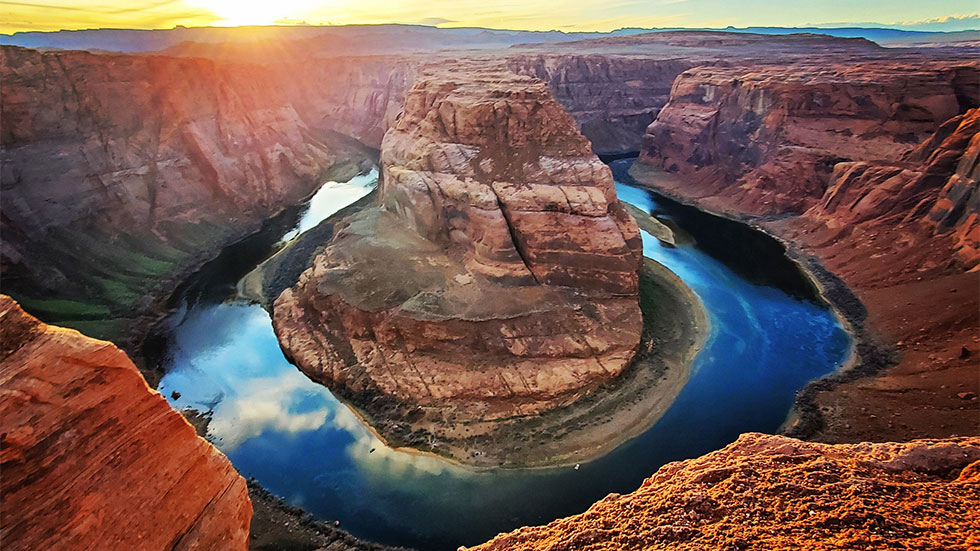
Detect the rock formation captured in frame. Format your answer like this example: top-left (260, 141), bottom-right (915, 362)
top-left (0, 45), bottom-right (367, 346)
top-left (469, 433), bottom-right (980, 551)
top-left (639, 61), bottom-right (979, 214)
top-left (3, 34), bottom-right (931, 351)
top-left (507, 55), bottom-right (694, 152)
top-left (0, 294), bottom-right (251, 551)
top-left (1, 29), bottom-right (977, 550)
top-left (273, 70), bottom-right (644, 463)
top-left (633, 59), bottom-right (980, 443)
top-left (811, 108), bottom-right (979, 269)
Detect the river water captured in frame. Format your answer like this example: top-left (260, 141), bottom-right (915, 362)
top-left (154, 159), bottom-right (850, 550)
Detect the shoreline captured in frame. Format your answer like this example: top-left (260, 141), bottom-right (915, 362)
top-left (288, 255), bottom-right (711, 471)
top-left (238, 188), bottom-right (380, 309)
top-left (133, 155), bottom-right (376, 386)
top-left (256, 174), bottom-right (712, 469)
top-left (627, 162), bottom-right (895, 441)
top-left (246, 480), bottom-right (409, 551)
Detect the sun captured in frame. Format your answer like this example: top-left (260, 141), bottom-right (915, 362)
top-left (186, 0), bottom-right (325, 26)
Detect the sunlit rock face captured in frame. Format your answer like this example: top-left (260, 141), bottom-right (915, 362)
top-left (632, 58), bottom-right (979, 446)
top-left (638, 61), bottom-right (979, 215)
top-left (470, 433), bottom-right (980, 551)
top-left (0, 45), bottom-right (350, 345)
top-left (811, 108), bottom-right (980, 270)
top-left (0, 294), bottom-right (251, 551)
top-left (273, 70), bottom-right (643, 459)
top-left (379, 72), bottom-right (643, 293)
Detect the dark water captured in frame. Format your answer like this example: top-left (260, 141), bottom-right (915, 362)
top-left (154, 160), bottom-right (850, 550)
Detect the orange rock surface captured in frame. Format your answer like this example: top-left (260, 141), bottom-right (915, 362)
top-left (470, 433), bottom-right (980, 551)
top-left (810, 108), bottom-right (980, 270)
top-left (773, 108), bottom-right (980, 444)
top-left (0, 294), bottom-right (251, 551)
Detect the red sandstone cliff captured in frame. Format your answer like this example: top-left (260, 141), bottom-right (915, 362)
top-left (506, 55), bottom-right (694, 152)
top-left (633, 61), bottom-right (980, 443)
top-left (810, 108), bottom-right (980, 270)
top-left (639, 61), bottom-right (978, 215)
top-left (273, 70), bottom-right (644, 465)
top-left (0, 45), bottom-right (362, 344)
top-left (469, 433), bottom-right (980, 551)
top-left (0, 294), bottom-right (251, 550)
top-left (3, 36), bottom-right (933, 349)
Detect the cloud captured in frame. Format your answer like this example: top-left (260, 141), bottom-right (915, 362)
top-left (810, 13), bottom-right (980, 32)
top-left (206, 369), bottom-right (332, 449)
top-left (893, 13), bottom-right (980, 31)
top-left (414, 17), bottom-right (457, 26)
top-left (331, 404), bottom-right (463, 477)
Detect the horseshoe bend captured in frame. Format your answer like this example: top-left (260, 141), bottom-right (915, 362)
top-left (271, 70), bottom-right (710, 467)
top-left (0, 16), bottom-right (978, 551)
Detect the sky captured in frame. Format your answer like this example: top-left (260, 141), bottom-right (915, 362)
top-left (1, 0), bottom-right (978, 34)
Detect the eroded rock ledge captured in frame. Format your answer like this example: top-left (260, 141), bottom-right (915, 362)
top-left (273, 70), bottom-right (653, 465)
top-left (470, 433), bottom-right (980, 551)
top-left (0, 295), bottom-right (251, 551)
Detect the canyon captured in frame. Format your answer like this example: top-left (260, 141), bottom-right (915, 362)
top-left (272, 69), bottom-right (706, 466)
top-left (0, 31), bottom-right (933, 353)
top-left (632, 58), bottom-right (980, 443)
top-left (0, 45), bottom-right (373, 358)
top-left (0, 25), bottom-right (977, 551)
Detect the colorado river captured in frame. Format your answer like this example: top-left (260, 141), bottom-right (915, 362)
top-left (152, 159), bottom-right (850, 550)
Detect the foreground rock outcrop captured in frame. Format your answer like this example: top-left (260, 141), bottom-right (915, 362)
top-left (470, 433), bottom-right (980, 551)
top-left (633, 60), bottom-right (980, 443)
top-left (274, 70), bottom-right (647, 465)
top-left (0, 295), bottom-right (251, 551)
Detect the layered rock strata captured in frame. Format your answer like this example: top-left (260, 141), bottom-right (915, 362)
top-left (274, 71), bottom-right (644, 463)
top-left (0, 295), bottom-right (251, 551)
top-left (470, 433), bottom-right (980, 551)
top-left (639, 61), bottom-right (979, 214)
top-left (6, 36), bottom-right (961, 351)
top-left (0, 45), bottom-right (361, 345)
top-left (633, 61), bottom-right (980, 443)
top-left (507, 55), bottom-right (694, 152)
top-left (810, 108), bottom-right (979, 269)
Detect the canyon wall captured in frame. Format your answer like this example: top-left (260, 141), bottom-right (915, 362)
top-left (0, 45), bottom-right (365, 346)
top-left (507, 55), bottom-right (694, 153)
top-left (284, 56), bottom-right (418, 149)
top-left (273, 70), bottom-right (644, 465)
top-left (470, 433), bottom-right (980, 551)
top-left (0, 45), bottom-right (679, 349)
top-left (638, 61), bottom-right (979, 215)
top-left (808, 108), bottom-right (979, 271)
top-left (0, 294), bottom-right (251, 551)
top-left (633, 59), bottom-right (980, 443)
top-left (1, 34), bottom-right (906, 350)
top-left (249, 53), bottom-right (692, 153)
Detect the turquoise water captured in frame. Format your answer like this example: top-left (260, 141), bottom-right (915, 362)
top-left (155, 160), bottom-right (850, 550)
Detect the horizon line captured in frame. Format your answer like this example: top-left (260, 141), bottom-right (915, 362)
top-left (4, 22), bottom-right (979, 37)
